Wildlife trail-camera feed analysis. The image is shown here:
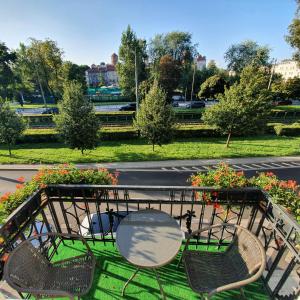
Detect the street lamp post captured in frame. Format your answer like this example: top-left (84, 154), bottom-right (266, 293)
top-left (134, 47), bottom-right (139, 112)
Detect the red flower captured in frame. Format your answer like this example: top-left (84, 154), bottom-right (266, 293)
top-left (212, 191), bottom-right (218, 197)
top-left (266, 172), bottom-right (274, 177)
top-left (236, 171), bottom-right (244, 177)
top-left (17, 176), bottom-right (25, 183)
top-left (202, 192), bottom-right (207, 201)
top-left (213, 203), bottom-right (221, 209)
top-left (16, 184), bottom-right (23, 189)
top-left (0, 192), bottom-right (11, 202)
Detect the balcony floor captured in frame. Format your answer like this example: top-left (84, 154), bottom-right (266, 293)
top-left (50, 240), bottom-right (269, 300)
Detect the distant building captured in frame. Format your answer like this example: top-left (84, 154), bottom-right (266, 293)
top-left (111, 53), bottom-right (118, 66)
top-left (85, 54), bottom-right (119, 87)
top-left (195, 55), bottom-right (206, 70)
top-left (274, 59), bottom-right (300, 80)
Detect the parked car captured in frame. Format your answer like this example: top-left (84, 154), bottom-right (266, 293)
top-left (273, 99), bottom-right (293, 106)
top-left (119, 103), bottom-right (136, 111)
top-left (185, 101), bottom-right (205, 109)
top-left (42, 107), bottom-right (59, 114)
top-left (171, 101), bottom-right (180, 107)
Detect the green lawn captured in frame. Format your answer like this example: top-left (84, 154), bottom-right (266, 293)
top-left (276, 105), bottom-right (300, 111)
top-left (45, 240), bottom-right (269, 300)
top-left (1, 135), bottom-right (300, 164)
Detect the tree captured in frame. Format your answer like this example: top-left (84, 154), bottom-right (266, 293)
top-left (157, 55), bottom-right (181, 99)
top-left (286, 1), bottom-right (300, 64)
top-left (224, 40), bottom-right (270, 74)
top-left (148, 31), bottom-right (197, 64)
top-left (198, 75), bottom-right (227, 99)
top-left (134, 81), bottom-right (176, 151)
top-left (116, 26), bottom-right (147, 99)
top-left (0, 98), bottom-right (26, 156)
top-left (202, 65), bottom-right (272, 147)
top-left (26, 38), bottom-right (64, 100)
top-left (13, 43), bottom-right (36, 103)
top-left (283, 77), bottom-right (300, 99)
top-left (0, 42), bottom-right (17, 99)
top-left (61, 61), bottom-right (89, 91)
top-left (54, 81), bottom-right (100, 154)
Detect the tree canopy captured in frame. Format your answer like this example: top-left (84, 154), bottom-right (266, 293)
top-left (224, 40), bottom-right (270, 74)
top-left (0, 42), bottom-right (17, 99)
top-left (0, 98), bottom-right (26, 156)
top-left (198, 74), bottom-right (227, 99)
top-left (116, 25), bottom-right (147, 99)
top-left (202, 65), bottom-right (272, 147)
top-left (157, 55), bottom-right (181, 99)
top-left (54, 81), bottom-right (100, 154)
top-left (134, 81), bottom-right (176, 150)
top-left (286, 1), bottom-right (300, 64)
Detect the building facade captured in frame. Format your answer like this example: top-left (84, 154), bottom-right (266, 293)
top-left (274, 59), bottom-right (300, 80)
top-left (85, 53), bottom-right (119, 87)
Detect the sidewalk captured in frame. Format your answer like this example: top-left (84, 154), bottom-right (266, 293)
top-left (0, 156), bottom-right (299, 170)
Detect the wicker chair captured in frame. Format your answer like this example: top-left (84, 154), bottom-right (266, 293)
top-left (3, 232), bottom-right (96, 300)
top-left (179, 224), bottom-right (266, 300)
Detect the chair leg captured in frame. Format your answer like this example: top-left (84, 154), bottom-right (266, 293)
top-left (240, 288), bottom-right (246, 299)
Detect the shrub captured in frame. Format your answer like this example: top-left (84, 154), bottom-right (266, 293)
top-left (54, 82), bottom-right (100, 154)
top-left (190, 163), bottom-right (300, 222)
top-left (0, 165), bottom-right (118, 223)
top-left (274, 123), bottom-right (300, 136)
top-left (250, 172), bottom-right (300, 222)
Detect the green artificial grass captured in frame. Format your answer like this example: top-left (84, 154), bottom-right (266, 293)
top-left (47, 240), bottom-right (269, 300)
top-left (0, 135), bottom-right (300, 164)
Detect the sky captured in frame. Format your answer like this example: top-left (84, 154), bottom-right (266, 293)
top-left (0, 0), bottom-right (298, 67)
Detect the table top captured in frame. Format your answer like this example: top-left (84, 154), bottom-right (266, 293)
top-left (116, 209), bottom-right (183, 268)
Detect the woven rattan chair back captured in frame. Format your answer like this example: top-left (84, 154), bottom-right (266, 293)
top-left (5, 242), bottom-right (49, 290)
top-left (226, 228), bottom-right (264, 277)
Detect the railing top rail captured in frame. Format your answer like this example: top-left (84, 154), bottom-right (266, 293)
top-left (47, 184), bottom-right (262, 192)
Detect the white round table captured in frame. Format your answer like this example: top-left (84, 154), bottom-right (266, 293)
top-left (116, 209), bottom-right (183, 299)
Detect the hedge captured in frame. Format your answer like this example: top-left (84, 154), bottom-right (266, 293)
top-left (18, 124), bottom-right (282, 143)
top-left (274, 123), bottom-right (300, 136)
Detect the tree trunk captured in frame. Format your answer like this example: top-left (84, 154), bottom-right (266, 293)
top-left (8, 144), bottom-right (12, 157)
top-left (81, 148), bottom-right (84, 155)
top-left (152, 143), bottom-right (155, 151)
top-left (226, 131), bottom-right (232, 148)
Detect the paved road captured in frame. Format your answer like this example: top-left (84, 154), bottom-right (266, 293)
top-left (1, 160), bottom-right (300, 195)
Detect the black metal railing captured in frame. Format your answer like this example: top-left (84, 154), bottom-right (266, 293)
top-left (0, 185), bottom-right (299, 299)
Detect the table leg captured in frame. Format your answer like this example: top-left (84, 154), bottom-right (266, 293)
top-left (121, 267), bottom-right (140, 296)
top-left (153, 268), bottom-right (166, 300)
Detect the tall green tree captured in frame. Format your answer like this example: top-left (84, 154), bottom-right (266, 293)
top-left (13, 43), bottom-right (36, 103)
top-left (0, 42), bottom-right (17, 99)
top-left (202, 65), bottom-right (272, 147)
top-left (26, 38), bottom-right (64, 100)
top-left (0, 98), bottom-right (26, 156)
top-left (224, 40), bottom-right (270, 74)
top-left (286, 1), bottom-right (300, 64)
top-left (134, 81), bottom-right (176, 151)
top-left (148, 31), bottom-right (197, 64)
top-left (116, 26), bottom-right (147, 99)
top-left (157, 55), bottom-right (181, 99)
top-left (54, 81), bottom-right (100, 154)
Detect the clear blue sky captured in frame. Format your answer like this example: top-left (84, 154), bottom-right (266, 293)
top-left (0, 0), bottom-right (297, 67)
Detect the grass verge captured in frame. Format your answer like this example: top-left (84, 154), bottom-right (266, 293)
top-left (0, 135), bottom-right (299, 164)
